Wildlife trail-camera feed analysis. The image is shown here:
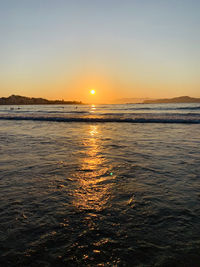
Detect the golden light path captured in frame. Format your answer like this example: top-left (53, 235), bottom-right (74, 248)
top-left (73, 125), bottom-right (115, 212)
top-left (91, 104), bottom-right (96, 113)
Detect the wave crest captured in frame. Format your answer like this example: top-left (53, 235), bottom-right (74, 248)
top-left (0, 115), bottom-right (200, 124)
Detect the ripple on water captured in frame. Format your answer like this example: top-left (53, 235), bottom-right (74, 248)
top-left (0, 121), bottom-right (200, 266)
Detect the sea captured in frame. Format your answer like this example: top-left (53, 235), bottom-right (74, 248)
top-left (0, 103), bottom-right (200, 266)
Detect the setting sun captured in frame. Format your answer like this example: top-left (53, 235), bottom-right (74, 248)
top-left (90, 89), bottom-right (96, 95)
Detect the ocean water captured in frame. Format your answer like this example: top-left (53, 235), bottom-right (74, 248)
top-left (0, 103), bottom-right (200, 266)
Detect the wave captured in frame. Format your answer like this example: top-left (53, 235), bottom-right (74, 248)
top-left (108, 106), bottom-right (200, 111)
top-left (0, 110), bottom-right (88, 114)
top-left (0, 115), bottom-right (200, 124)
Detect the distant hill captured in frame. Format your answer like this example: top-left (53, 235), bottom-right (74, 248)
top-left (0, 95), bottom-right (83, 105)
top-left (114, 98), bottom-right (150, 104)
top-left (143, 96), bottom-right (200, 104)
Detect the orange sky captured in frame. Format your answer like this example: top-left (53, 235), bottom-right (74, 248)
top-left (1, 1), bottom-right (200, 103)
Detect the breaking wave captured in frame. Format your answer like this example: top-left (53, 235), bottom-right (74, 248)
top-left (108, 106), bottom-right (200, 111)
top-left (0, 115), bottom-right (200, 124)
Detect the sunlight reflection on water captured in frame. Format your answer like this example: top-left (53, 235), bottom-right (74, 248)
top-left (0, 120), bottom-right (200, 266)
top-left (73, 125), bottom-right (114, 212)
top-left (90, 104), bottom-right (96, 113)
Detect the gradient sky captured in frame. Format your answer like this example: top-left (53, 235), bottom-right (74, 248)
top-left (0, 0), bottom-right (200, 103)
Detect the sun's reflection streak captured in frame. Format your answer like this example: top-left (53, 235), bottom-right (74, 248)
top-left (90, 104), bottom-right (96, 113)
top-left (90, 124), bottom-right (98, 136)
top-left (72, 125), bottom-right (115, 212)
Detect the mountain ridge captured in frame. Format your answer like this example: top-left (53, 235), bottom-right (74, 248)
top-left (143, 96), bottom-right (200, 104)
top-left (0, 95), bottom-right (83, 105)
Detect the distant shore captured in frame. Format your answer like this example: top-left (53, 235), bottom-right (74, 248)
top-left (0, 95), bottom-right (83, 105)
top-left (143, 96), bottom-right (200, 104)
top-left (1, 95), bottom-right (200, 105)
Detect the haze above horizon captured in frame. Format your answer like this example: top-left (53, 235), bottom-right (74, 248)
top-left (0, 0), bottom-right (200, 103)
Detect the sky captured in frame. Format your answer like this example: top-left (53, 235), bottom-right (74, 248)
top-left (0, 0), bottom-right (200, 103)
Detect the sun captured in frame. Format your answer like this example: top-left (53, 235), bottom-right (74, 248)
top-left (90, 89), bottom-right (96, 95)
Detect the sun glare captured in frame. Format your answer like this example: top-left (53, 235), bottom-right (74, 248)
top-left (90, 89), bottom-right (96, 95)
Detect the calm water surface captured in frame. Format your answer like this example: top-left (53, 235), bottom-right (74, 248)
top-left (0, 104), bottom-right (200, 266)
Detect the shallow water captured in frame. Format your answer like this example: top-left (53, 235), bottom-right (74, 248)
top-left (0, 104), bottom-right (200, 266)
top-left (1, 103), bottom-right (200, 123)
